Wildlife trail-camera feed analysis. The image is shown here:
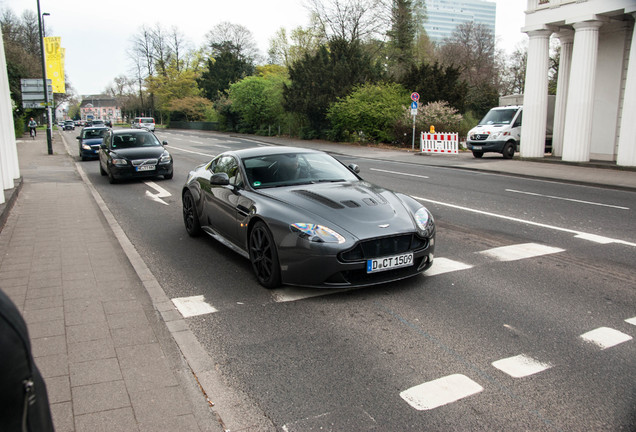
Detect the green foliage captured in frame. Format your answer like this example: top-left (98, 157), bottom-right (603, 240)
top-left (399, 61), bottom-right (467, 112)
top-left (284, 38), bottom-right (384, 138)
top-left (393, 101), bottom-right (463, 146)
top-left (228, 74), bottom-right (287, 133)
top-left (327, 82), bottom-right (408, 143)
top-left (197, 44), bottom-right (255, 101)
top-left (166, 96), bottom-right (213, 121)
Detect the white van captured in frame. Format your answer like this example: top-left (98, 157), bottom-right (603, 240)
top-left (131, 117), bottom-right (155, 131)
top-left (466, 106), bottom-right (522, 159)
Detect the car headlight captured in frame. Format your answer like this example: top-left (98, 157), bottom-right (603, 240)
top-left (290, 223), bottom-right (346, 244)
top-left (414, 208), bottom-right (435, 236)
top-left (82, 144), bottom-right (91, 150)
top-left (160, 151), bottom-right (172, 163)
top-left (111, 157), bottom-right (128, 166)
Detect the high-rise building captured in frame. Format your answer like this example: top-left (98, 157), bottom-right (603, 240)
top-left (423, 0), bottom-right (496, 43)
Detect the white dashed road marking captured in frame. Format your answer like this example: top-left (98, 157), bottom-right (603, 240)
top-left (492, 354), bottom-right (552, 378)
top-left (580, 327), bottom-right (633, 349)
top-left (425, 257), bottom-right (473, 276)
top-left (480, 243), bottom-right (565, 262)
top-left (400, 374), bottom-right (483, 410)
top-left (505, 189), bottom-right (630, 210)
top-left (625, 317), bottom-right (636, 326)
top-left (172, 295), bottom-right (218, 318)
top-left (369, 168), bottom-right (429, 179)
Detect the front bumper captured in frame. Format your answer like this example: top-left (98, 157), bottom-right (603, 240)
top-left (278, 232), bottom-right (436, 288)
top-left (109, 162), bottom-right (173, 180)
top-left (466, 140), bottom-right (506, 153)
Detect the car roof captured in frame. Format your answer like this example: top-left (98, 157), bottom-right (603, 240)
top-left (226, 146), bottom-right (323, 159)
top-left (112, 129), bottom-right (153, 135)
top-left (82, 126), bottom-right (108, 130)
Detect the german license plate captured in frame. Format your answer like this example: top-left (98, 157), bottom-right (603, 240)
top-left (367, 253), bottom-right (413, 273)
top-left (472, 146), bottom-right (482, 150)
top-left (136, 165), bottom-right (156, 172)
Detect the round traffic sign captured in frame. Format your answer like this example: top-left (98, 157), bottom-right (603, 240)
top-left (411, 92), bottom-right (420, 102)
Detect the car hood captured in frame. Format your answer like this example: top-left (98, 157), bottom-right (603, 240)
top-left (111, 146), bottom-right (165, 159)
top-left (82, 138), bottom-right (104, 146)
top-left (259, 182), bottom-right (417, 237)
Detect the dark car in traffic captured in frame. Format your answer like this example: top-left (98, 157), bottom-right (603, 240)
top-left (182, 146), bottom-right (436, 289)
top-left (99, 129), bottom-right (173, 183)
top-left (77, 126), bottom-right (109, 160)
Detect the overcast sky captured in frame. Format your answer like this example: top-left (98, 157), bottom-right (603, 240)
top-left (1, 0), bottom-right (527, 96)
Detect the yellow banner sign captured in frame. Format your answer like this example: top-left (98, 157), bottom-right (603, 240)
top-left (44, 36), bottom-right (66, 94)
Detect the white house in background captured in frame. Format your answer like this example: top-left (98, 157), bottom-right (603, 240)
top-left (521, 0), bottom-right (636, 167)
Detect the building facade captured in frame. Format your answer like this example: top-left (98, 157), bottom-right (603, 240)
top-left (79, 95), bottom-right (121, 124)
top-left (423, 0), bottom-right (496, 43)
top-left (521, 0), bottom-right (636, 167)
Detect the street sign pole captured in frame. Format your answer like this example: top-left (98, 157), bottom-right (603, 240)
top-left (36, 0), bottom-right (52, 155)
top-left (410, 93), bottom-right (419, 150)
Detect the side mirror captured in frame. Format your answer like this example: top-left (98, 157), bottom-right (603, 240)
top-left (162, 141), bottom-right (168, 146)
top-left (76, 136), bottom-right (81, 140)
top-left (348, 163), bottom-right (360, 174)
top-left (100, 143), bottom-right (106, 149)
top-left (210, 172), bottom-right (230, 186)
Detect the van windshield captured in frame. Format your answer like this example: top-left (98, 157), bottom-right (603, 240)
top-left (478, 108), bottom-right (519, 126)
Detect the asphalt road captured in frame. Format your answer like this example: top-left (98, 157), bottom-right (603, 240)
top-left (62, 129), bottom-right (636, 431)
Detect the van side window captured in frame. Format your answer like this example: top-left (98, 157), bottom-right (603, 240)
top-left (513, 111), bottom-right (522, 128)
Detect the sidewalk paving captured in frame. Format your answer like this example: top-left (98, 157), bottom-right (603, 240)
top-left (0, 133), bottom-right (233, 432)
top-left (0, 129), bottom-right (634, 432)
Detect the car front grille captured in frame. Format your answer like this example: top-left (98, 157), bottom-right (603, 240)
top-left (471, 134), bottom-right (489, 141)
top-left (339, 234), bottom-right (428, 262)
top-left (131, 159), bottom-right (158, 166)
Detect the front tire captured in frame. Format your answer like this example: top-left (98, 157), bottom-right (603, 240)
top-left (249, 221), bottom-right (281, 289)
top-left (182, 190), bottom-right (201, 236)
top-left (472, 151), bottom-right (484, 158)
top-left (99, 162), bottom-right (106, 176)
top-left (502, 142), bottom-right (515, 159)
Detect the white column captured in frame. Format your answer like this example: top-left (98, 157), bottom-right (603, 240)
top-left (617, 17), bottom-right (636, 167)
top-left (520, 29), bottom-right (552, 158)
top-left (562, 21), bottom-right (604, 162)
top-left (0, 25), bottom-right (18, 200)
top-left (552, 30), bottom-right (574, 158)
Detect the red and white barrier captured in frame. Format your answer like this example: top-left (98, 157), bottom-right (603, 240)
top-left (421, 132), bottom-right (459, 154)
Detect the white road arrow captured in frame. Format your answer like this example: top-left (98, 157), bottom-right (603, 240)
top-left (144, 181), bottom-right (171, 206)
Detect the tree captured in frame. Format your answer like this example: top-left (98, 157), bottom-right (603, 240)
top-left (399, 61), bottom-right (467, 112)
top-left (166, 96), bottom-right (212, 121)
top-left (385, 0), bottom-right (425, 78)
top-left (203, 22), bottom-right (260, 64)
top-left (284, 38), bottom-right (383, 137)
top-left (268, 26), bottom-right (324, 67)
top-left (197, 43), bottom-right (255, 101)
top-left (306, 0), bottom-right (387, 43)
top-left (437, 22), bottom-right (500, 116)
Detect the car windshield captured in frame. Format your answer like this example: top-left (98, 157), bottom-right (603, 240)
top-left (82, 129), bottom-right (107, 139)
top-left (112, 132), bottom-right (160, 149)
top-left (243, 152), bottom-right (359, 188)
top-left (478, 108), bottom-right (518, 125)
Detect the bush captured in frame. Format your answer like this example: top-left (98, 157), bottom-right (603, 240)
top-left (327, 82), bottom-right (408, 144)
top-left (393, 101), bottom-right (463, 147)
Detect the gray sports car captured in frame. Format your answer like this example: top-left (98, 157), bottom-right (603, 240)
top-left (182, 146), bottom-right (435, 288)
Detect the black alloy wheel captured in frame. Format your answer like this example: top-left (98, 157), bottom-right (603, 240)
top-left (182, 190), bottom-right (201, 236)
top-left (249, 221), bottom-right (281, 289)
top-left (107, 165), bottom-right (117, 184)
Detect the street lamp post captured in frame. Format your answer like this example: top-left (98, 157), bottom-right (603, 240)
top-left (36, 0), bottom-right (52, 155)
